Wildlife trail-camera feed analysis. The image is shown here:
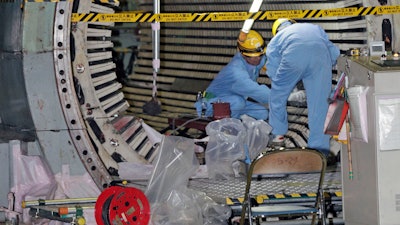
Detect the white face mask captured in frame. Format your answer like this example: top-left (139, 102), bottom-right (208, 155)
top-left (243, 54), bottom-right (262, 66)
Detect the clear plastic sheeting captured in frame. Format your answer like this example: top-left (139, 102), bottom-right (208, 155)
top-left (149, 188), bottom-right (202, 225)
top-left (55, 165), bottom-right (100, 198)
top-left (194, 190), bottom-right (231, 225)
top-left (145, 136), bottom-right (231, 225)
top-left (205, 118), bottom-right (246, 179)
top-left (205, 117), bottom-right (272, 179)
top-left (118, 162), bottom-right (154, 180)
top-left (141, 119), bottom-right (163, 146)
top-left (11, 145), bottom-right (57, 224)
top-left (146, 136), bottom-right (199, 204)
top-left (149, 188), bottom-right (231, 225)
top-left (377, 96), bottom-right (400, 151)
top-left (240, 115), bottom-right (273, 162)
top-left (53, 167), bottom-right (101, 225)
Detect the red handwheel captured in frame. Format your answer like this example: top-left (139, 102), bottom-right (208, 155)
top-left (108, 187), bottom-right (150, 225)
top-left (95, 186), bottom-right (123, 225)
top-left (96, 186), bottom-right (151, 225)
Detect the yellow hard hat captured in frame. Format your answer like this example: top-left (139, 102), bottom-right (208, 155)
top-left (237, 30), bottom-right (266, 57)
top-left (272, 18), bottom-right (296, 36)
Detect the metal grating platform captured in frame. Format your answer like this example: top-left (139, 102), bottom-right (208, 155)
top-left (189, 168), bottom-right (342, 204)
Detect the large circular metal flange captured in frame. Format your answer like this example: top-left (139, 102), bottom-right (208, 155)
top-left (54, 1), bottom-right (113, 189)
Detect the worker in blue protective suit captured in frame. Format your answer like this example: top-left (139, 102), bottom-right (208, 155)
top-left (266, 19), bottom-right (340, 155)
top-left (195, 30), bottom-right (271, 120)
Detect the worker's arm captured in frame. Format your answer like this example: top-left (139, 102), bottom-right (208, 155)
top-left (231, 74), bottom-right (270, 104)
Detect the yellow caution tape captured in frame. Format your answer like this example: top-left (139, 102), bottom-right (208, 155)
top-left (25, 0), bottom-right (64, 1)
top-left (274, 193), bottom-right (285, 198)
top-left (225, 191), bottom-right (342, 205)
top-left (335, 191), bottom-right (343, 197)
top-left (290, 193), bottom-right (302, 198)
top-left (24, 0), bottom-right (119, 4)
top-left (67, 5), bottom-right (400, 23)
top-left (256, 195), bottom-right (267, 204)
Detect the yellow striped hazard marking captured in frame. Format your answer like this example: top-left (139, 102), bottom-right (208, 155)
top-left (225, 191), bottom-right (342, 205)
top-left (67, 5), bottom-right (400, 23)
top-left (24, 0), bottom-right (119, 4)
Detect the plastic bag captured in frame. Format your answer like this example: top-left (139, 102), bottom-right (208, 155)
top-left (240, 115), bottom-right (272, 161)
top-left (205, 118), bottom-right (246, 179)
top-left (146, 136), bottom-right (231, 225)
top-left (146, 136), bottom-right (199, 204)
top-left (10, 148), bottom-right (57, 224)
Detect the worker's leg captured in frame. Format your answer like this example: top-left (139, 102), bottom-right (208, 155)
top-left (221, 95), bottom-right (246, 119)
top-left (268, 67), bottom-right (302, 136)
top-left (222, 96), bottom-right (268, 120)
top-left (302, 56), bottom-right (332, 156)
top-left (240, 101), bottom-right (268, 120)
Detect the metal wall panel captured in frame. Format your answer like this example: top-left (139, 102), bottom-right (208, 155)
top-left (0, 2), bottom-right (35, 142)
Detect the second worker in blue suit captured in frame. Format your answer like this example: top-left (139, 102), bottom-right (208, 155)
top-left (266, 19), bottom-right (340, 155)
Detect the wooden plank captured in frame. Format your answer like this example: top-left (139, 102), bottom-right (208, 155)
top-left (138, 51), bottom-right (231, 64)
top-left (101, 92), bottom-right (125, 108)
top-left (123, 87), bottom-right (197, 101)
top-left (105, 101), bottom-right (129, 118)
top-left (87, 28), bottom-right (112, 37)
top-left (135, 59), bottom-right (224, 72)
top-left (131, 68), bottom-right (216, 80)
top-left (125, 74), bottom-right (175, 83)
top-left (140, 36), bottom-right (236, 47)
top-left (89, 62), bottom-right (116, 74)
top-left (87, 41), bottom-right (114, 49)
top-left (92, 72), bottom-right (117, 86)
top-left (139, 44), bottom-right (237, 55)
top-left (87, 52), bottom-right (113, 62)
top-left (141, 28), bottom-right (246, 38)
top-left (95, 82), bottom-right (122, 98)
top-left (124, 94), bottom-right (195, 109)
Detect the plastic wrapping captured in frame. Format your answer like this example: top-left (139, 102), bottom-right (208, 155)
top-left (205, 118), bottom-right (246, 179)
top-left (141, 119), bottom-right (163, 145)
top-left (118, 162), bottom-right (154, 180)
top-left (149, 189), bottom-right (202, 225)
top-left (10, 150), bottom-right (57, 224)
top-left (10, 146), bottom-right (100, 225)
top-left (146, 136), bottom-right (231, 225)
top-left (377, 96), bottom-right (400, 150)
top-left (53, 166), bottom-right (101, 225)
top-left (240, 115), bottom-right (273, 161)
top-left (149, 188), bottom-right (231, 225)
top-left (197, 191), bottom-right (232, 225)
top-left (145, 136), bottom-right (199, 204)
top-left (55, 165), bottom-right (100, 198)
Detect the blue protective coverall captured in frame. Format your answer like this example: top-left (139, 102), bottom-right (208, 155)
top-left (199, 52), bottom-right (270, 120)
top-left (266, 23), bottom-right (340, 155)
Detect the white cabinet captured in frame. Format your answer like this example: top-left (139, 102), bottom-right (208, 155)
top-left (337, 56), bottom-right (400, 225)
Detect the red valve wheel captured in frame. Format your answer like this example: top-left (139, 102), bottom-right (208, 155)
top-left (95, 186), bottom-right (123, 225)
top-left (95, 186), bottom-right (150, 225)
top-left (108, 187), bottom-right (151, 225)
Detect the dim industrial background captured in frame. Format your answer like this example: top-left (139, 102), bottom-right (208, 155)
top-left (122, 0), bottom-right (370, 131)
top-left (0, 0), bottom-right (399, 223)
